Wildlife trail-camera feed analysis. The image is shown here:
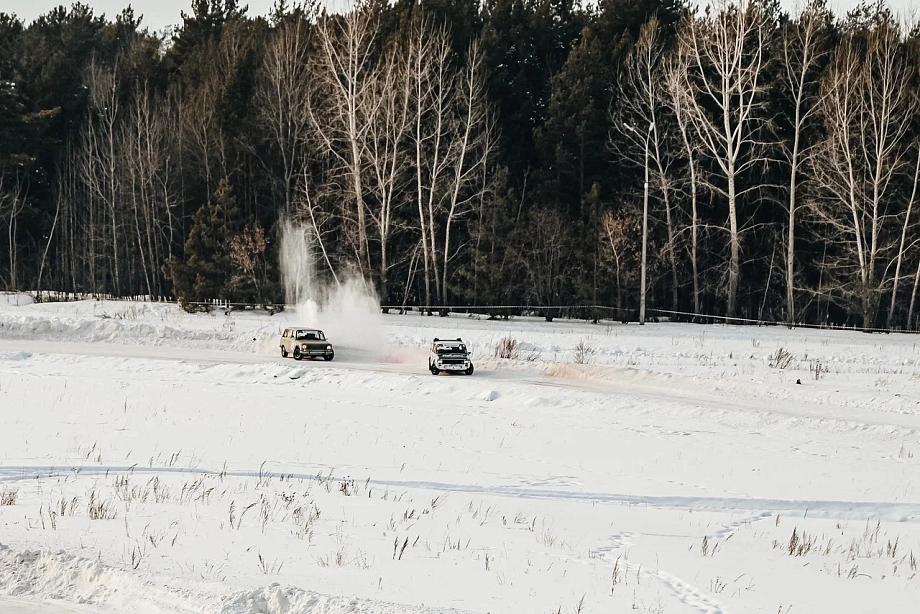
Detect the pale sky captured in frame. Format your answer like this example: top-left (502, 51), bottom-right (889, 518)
top-left (2, 0), bottom-right (917, 33)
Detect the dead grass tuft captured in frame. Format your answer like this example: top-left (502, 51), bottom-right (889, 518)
top-left (0, 487), bottom-right (18, 506)
top-left (769, 347), bottom-right (794, 369)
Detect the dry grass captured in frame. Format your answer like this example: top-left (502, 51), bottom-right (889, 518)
top-left (774, 521), bottom-right (913, 575)
top-left (87, 489), bottom-right (117, 520)
top-left (573, 340), bottom-right (597, 365)
top-left (492, 336), bottom-right (540, 361)
top-left (493, 336), bottom-right (519, 359)
top-left (810, 360), bottom-right (827, 380)
top-left (0, 487), bottom-right (18, 506)
top-left (769, 347), bottom-right (794, 369)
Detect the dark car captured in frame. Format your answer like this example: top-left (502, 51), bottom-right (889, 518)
top-left (429, 338), bottom-right (474, 375)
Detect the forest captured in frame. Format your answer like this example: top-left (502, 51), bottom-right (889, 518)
top-left (2, 0), bottom-right (920, 328)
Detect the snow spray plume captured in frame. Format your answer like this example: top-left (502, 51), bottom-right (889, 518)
top-left (279, 220), bottom-right (385, 358)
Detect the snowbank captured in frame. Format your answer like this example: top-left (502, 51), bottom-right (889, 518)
top-left (0, 293), bottom-right (33, 307)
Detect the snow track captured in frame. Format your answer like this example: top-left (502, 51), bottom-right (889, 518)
top-left (2, 464), bottom-right (917, 522)
top-left (3, 338), bottom-right (919, 434)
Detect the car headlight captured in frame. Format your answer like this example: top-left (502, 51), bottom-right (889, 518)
top-left (326, 345), bottom-right (332, 350)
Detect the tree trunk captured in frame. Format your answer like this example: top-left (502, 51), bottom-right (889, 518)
top-left (787, 125), bottom-right (800, 322)
top-left (727, 170), bottom-right (740, 318)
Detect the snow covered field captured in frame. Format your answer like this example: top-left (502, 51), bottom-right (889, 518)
top-left (1, 295), bottom-right (920, 613)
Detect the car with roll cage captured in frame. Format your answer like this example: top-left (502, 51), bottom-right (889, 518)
top-left (428, 338), bottom-right (473, 375)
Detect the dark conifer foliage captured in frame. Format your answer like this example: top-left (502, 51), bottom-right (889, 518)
top-left (2, 0), bottom-right (920, 328)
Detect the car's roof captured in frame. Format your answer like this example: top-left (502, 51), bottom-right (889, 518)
top-left (434, 339), bottom-right (464, 344)
top-left (287, 327), bottom-right (324, 333)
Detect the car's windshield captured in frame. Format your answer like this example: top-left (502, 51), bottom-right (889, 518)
top-left (436, 344), bottom-right (466, 354)
top-left (295, 330), bottom-right (324, 341)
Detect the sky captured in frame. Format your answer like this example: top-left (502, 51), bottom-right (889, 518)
top-left (2, 0), bottom-right (917, 33)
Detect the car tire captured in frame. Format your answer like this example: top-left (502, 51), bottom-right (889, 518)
top-left (281, 347), bottom-right (288, 358)
top-left (293, 348), bottom-right (302, 361)
top-left (324, 353), bottom-right (334, 361)
top-left (465, 365), bottom-right (474, 376)
top-left (430, 363), bottom-right (439, 376)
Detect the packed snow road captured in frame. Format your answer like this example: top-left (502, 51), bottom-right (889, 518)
top-left (2, 337), bottom-right (919, 433)
top-left (2, 297), bottom-right (920, 613)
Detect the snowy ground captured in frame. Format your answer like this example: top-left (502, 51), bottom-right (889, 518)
top-left (1, 295), bottom-right (920, 613)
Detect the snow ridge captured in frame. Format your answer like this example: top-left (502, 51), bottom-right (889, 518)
top-left (0, 547), bottom-right (469, 614)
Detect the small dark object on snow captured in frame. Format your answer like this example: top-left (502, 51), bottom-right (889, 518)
top-left (796, 379), bottom-right (802, 385)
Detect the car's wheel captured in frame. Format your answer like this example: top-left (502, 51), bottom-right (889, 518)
top-left (465, 364), bottom-right (474, 376)
top-left (324, 353), bottom-right (334, 361)
top-left (430, 363), bottom-right (439, 376)
top-left (293, 347), bottom-right (302, 361)
top-left (281, 346), bottom-right (288, 358)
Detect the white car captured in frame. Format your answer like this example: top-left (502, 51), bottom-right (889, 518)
top-left (280, 327), bottom-right (334, 361)
top-left (428, 338), bottom-right (474, 375)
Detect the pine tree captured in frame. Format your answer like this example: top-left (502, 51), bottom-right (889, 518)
top-left (167, 177), bottom-right (239, 309)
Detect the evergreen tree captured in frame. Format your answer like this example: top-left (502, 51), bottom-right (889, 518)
top-left (480, 0), bottom-right (584, 185)
top-left (167, 178), bottom-right (239, 308)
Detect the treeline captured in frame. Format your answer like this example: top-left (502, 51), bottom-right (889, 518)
top-left (2, 0), bottom-right (920, 326)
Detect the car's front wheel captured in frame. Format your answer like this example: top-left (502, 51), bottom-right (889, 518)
top-left (293, 347), bottom-right (302, 361)
top-left (430, 362), bottom-right (439, 376)
top-left (281, 346), bottom-right (288, 358)
top-left (324, 353), bottom-right (334, 361)
top-left (465, 364), bottom-right (474, 376)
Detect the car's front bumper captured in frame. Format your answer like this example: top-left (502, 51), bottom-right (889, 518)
top-left (298, 347), bottom-right (333, 357)
top-left (437, 362), bottom-right (471, 371)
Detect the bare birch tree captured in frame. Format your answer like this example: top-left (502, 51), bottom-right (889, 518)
top-left (778, 0), bottom-right (829, 321)
top-left (665, 38), bottom-right (703, 315)
top-left (407, 20), bottom-right (455, 310)
top-left (811, 18), bottom-right (914, 326)
top-left (600, 210), bottom-right (641, 315)
top-left (311, 6), bottom-right (378, 273)
top-left (681, 0), bottom-right (771, 318)
top-left (121, 81), bottom-right (176, 297)
top-left (363, 40), bottom-right (412, 299)
top-left (614, 17), bottom-right (680, 311)
top-left (441, 40), bottom-right (497, 306)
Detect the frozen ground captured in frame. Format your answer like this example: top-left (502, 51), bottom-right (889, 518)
top-left (1, 295), bottom-right (920, 613)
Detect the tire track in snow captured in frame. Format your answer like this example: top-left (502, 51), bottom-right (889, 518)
top-left (1, 465), bottom-right (918, 522)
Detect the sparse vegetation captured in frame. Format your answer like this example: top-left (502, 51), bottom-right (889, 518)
top-left (492, 336), bottom-right (540, 361)
top-left (0, 487), bottom-right (18, 506)
top-left (573, 339), bottom-right (597, 365)
top-left (810, 360), bottom-right (826, 380)
top-left (774, 521), bottom-right (911, 572)
top-left (87, 489), bottom-right (117, 520)
top-left (494, 336), bottom-right (519, 359)
top-left (769, 347), bottom-right (794, 369)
